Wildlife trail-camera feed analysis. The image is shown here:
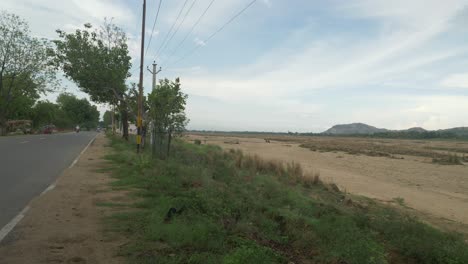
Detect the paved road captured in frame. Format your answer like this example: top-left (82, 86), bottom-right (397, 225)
top-left (0, 132), bottom-right (97, 229)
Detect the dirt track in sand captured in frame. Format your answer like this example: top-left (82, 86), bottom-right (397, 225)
top-left (0, 134), bottom-right (126, 264)
top-left (188, 134), bottom-right (468, 235)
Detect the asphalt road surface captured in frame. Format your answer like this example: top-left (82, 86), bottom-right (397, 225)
top-left (0, 131), bottom-right (97, 230)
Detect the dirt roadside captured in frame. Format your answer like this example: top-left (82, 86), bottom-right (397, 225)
top-left (0, 133), bottom-right (125, 264)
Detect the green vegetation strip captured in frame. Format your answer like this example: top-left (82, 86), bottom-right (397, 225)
top-left (104, 136), bottom-right (468, 264)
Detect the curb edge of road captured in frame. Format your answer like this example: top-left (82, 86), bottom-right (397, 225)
top-left (0, 133), bottom-right (99, 243)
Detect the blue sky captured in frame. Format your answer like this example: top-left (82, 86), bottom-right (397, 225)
top-left (3, 0), bottom-right (468, 132)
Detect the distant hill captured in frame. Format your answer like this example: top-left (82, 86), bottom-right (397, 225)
top-left (323, 123), bottom-right (388, 135)
top-left (322, 123), bottom-right (468, 138)
top-left (439, 127), bottom-right (468, 137)
top-left (403, 127), bottom-right (427, 133)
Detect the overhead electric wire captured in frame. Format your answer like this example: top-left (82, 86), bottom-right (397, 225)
top-left (154, 0), bottom-right (189, 60)
top-left (145, 0), bottom-right (163, 56)
top-left (162, 0), bottom-right (215, 65)
top-left (130, 4), bottom-right (144, 76)
top-left (157, 0), bottom-right (198, 61)
top-left (166, 0), bottom-right (257, 69)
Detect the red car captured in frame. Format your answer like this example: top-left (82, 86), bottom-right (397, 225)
top-left (42, 125), bottom-right (56, 134)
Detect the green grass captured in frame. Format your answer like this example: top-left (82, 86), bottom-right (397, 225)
top-left (104, 136), bottom-right (468, 264)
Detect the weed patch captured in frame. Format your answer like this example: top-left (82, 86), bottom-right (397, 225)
top-left (105, 136), bottom-right (468, 264)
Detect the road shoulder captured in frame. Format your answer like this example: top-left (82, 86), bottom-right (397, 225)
top-left (0, 133), bottom-right (126, 264)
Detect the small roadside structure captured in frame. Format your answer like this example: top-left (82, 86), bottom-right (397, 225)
top-left (6, 120), bottom-right (32, 134)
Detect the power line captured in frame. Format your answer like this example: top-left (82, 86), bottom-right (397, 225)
top-left (162, 0), bottom-right (215, 65)
top-left (145, 0), bottom-right (163, 56)
top-left (157, 0), bottom-right (198, 61)
top-left (129, 3), bottom-right (145, 77)
top-left (154, 0), bottom-right (189, 59)
top-left (167, 0), bottom-right (257, 68)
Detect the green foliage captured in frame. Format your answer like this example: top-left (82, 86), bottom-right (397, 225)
top-left (148, 78), bottom-right (189, 134)
top-left (53, 19), bottom-right (131, 104)
top-left (372, 213), bottom-right (468, 263)
top-left (30, 94), bottom-right (99, 129)
top-left (148, 78), bottom-right (189, 157)
top-left (31, 101), bottom-right (59, 127)
top-left (103, 111), bottom-right (113, 128)
top-left (127, 83), bottom-right (149, 123)
top-left (223, 243), bottom-right (283, 264)
top-left (53, 19), bottom-right (133, 138)
top-left (0, 11), bottom-right (57, 135)
top-left (57, 93), bottom-right (99, 128)
top-left (104, 136), bottom-right (468, 264)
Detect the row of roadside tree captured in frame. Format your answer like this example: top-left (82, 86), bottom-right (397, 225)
top-left (1, 10), bottom-right (188, 156)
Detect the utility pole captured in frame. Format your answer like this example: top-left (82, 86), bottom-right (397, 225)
top-left (147, 61), bottom-right (161, 154)
top-left (137, 0), bottom-right (146, 153)
top-left (147, 61), bottom-right (162, 90)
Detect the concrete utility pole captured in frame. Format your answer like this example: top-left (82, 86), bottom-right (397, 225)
top-left (147, 61), bottom-right (162, 90)
top-left (147, 61), bottom-right (161, 152)
top-left (137, 0), bottom-right (146, 153)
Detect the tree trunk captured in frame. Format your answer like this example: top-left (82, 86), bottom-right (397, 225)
top-left (120, 101), bottom-right (129, 141)
top-left (152, 125), bottom-right (156, 158)
top-left (0, 115), bottom-right (7, 136)
top-left (112, 103), bottom-right (116, 135)
top-left (167, 131), bottom-right (172, 157)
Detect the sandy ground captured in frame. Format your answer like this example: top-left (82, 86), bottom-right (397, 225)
top-left (188, 134), bottom-right (468, 235)
top-left (0, 133), bottom-right (126, 264)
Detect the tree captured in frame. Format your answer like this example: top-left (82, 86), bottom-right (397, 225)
top-left (148, 78), bottom-right (189, 158)
top-left (103, 110), bottom-right (113, 128)
top-left (56, 93), bottom-right (99, 129)
top-left (0, 12), bottom-right (57, 135)
top-left (53, 19), bottom-right (131, 138)
top-left (127, 83), bottom-right (149, 124)
top-left (31, 101), bottom-right (59, 128)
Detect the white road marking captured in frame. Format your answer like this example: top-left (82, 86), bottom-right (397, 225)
top-left (0, 206), bottom-right (30, 242)
top-left (0, 133), bottom-right (98, 243)
top-left (20, 141), bottom-right (28, 144)
top-left (69, 134), bottom-right (97, 169)
top-left (40, 184), bottom-right (56, 196)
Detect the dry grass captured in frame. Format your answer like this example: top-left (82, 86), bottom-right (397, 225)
top-left (228, 148), bottom-right (323, 189)
top-left (276, 136), bottom-right (468, 165)
top-left (224, 139), bottom-right (240, 145)
top-left (432, 153), bottom-right (463, 165)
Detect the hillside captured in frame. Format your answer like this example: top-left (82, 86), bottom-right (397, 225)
top-left (323, 123), bottom-right (388, 135)
top-left (404, 127), bottom-right (427, 133)
top-left (323, 123), bottom-right (468, 138)
top-left (440, 127), bottom-right (468, 137)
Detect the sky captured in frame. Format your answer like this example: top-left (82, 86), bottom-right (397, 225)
top-left (2, 0), bottom-right (468, 132)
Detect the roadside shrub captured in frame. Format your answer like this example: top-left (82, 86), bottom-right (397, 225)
top-left (300, 172), bottom-right (322, 188)
top-left (105, 136), bottom-right (468, 264)
top-left (223, 245), bottom-right (283, 264)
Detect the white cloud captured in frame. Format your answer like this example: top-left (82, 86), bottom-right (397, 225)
top-left (261, 0), bottom-right (272, 8)
top-left (70, 0), bottom-right (134, 24)
top-left (194, 37), bottom-right (206, 47)
top-left (441, 73), bottom-right (468, 88)
top-left (5, 0), bottom-right (468, 130)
